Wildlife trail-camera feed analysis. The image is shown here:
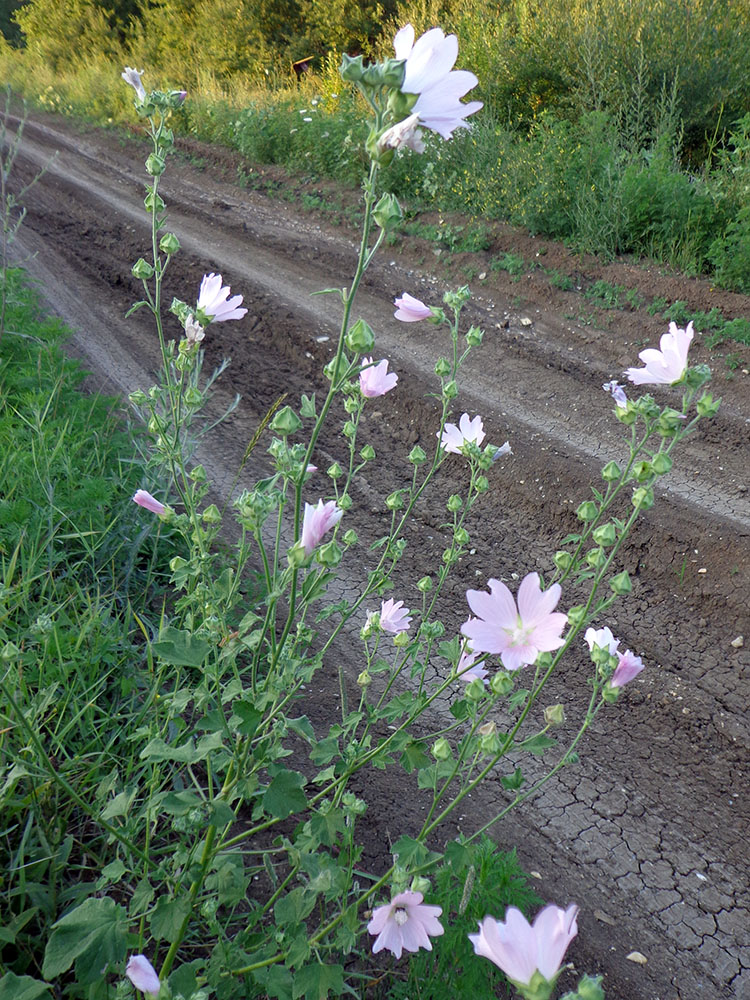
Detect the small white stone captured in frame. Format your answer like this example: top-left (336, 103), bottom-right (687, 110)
top-left (698, 567), bottom-right (707, 574)
top-left (520, 316), bottom-right (532, 326)
top-left (530, 871), bottom-right (542, 880)
top-left (731, 635), bottom-right (744, 648)
top-left (626, 951), bottom-right (648, 965)
top-left (478, 271), bottom-right (487, 280)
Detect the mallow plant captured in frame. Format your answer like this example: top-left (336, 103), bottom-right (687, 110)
top-left (9, 33), bottom-right (718, 1000)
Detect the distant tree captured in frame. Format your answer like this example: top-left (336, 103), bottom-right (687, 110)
top-left (0, 0), bottom-right (25, 46)
top-left (13, 0), bottom-right (122, 67)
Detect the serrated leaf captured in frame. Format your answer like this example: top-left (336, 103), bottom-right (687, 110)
top-left (149, 897), bottom-right (191, 943)
top-left (400, 740), bottom-right (429, 773)
top-left (501, 767), bottom-right (525, 791)
top-left (140, 737), bottom-right (199, 764)
top-left (292, 963), bottom-right (344, 1000)
top-left (0, 973), bottom-right (52, 1000)
top-left (262, 769), bottom-right (307, 819)
top-left (152, 627), bottom-right (211, 667)
top-left (42, 897), bottom-right (127, 981)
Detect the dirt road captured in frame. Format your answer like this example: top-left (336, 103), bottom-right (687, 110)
top-left (8, 111), bottom-right (750, 999)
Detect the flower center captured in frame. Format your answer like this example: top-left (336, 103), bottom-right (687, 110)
top-left (393, 906), bottom-right (409, 926)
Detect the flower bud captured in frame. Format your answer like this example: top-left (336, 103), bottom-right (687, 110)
top-left (393, 630), bottom-right (410, 648)
top-left (609, 571), bottom-right (632, 595)
top-left (342, 528), bottom-right (358, 547)
top-left (544, 703), bottom-right (566, 726)
top-left (2, 641), bottom-right (20, 660)
top-left (490, 672), bottom-right (514, 696)
top-left (357, 669), bottom-right (372, 687)
top-left (435, 358), bottom-right (451, 377)
top-left (184, 386), bottom-right (202, 406)
top-left (159, 232), bottom-right (180, 255)
top-left (601, 460), bottom-right (621, 482)
top-left (576, 974), bottom-right (606, 1000)
top-left (341, 419), bottom-right (356, 438)
top-left (327, 462), bottom-right (343, 479)
top-left (432, 737), bottom-right (452, 760)
top-left (129, 389), bottom-right (148, 405)
top-left (339, 53), bottom-right (365, 82)
top-left (345, 318), bottom-right (375, 354)
top-left (632, 460), bottom-right (653, 481)
top-left (201, 504), bottom-right (221, 524)
top-left (373, 192), bottom-right (403, 231)
top-left (337, 493), bottom-right (353, 511)
top-left (360, 444), bottom-right (376, 461)
top-left (145, 153), bottom-right (166, 176)
top-left (421, 620), bottom-right (445, 639)
top-left (454, 527), bottom-right (470, 545)
top-left (479, 722), bottom-right (500, 753)
top-left (465, 325), bottom-right (484, 346)
top-left (464, 677), bottom-right (485, 701)
top-left (317, 540), bottom-right (343, 566)
top-left (132, 257), bottom-right (154, 280)
top-left (386, 490), bottom-right (405, 510)
top-left (416, 575), bottom-right (433, 593)
top-left (270, 405), bottom-right (302, 436)
top-left (324, 353), bottom-right (350, 381)
top-left (614, 402), bottom-right (637, 425)
top-left (409, 445), bottom-right (427, 465)
top-left (567, 604), bottom-right (587, 626)
top-left (576, 501), bottom-right (598, 522)
top-left (592, 522), bottom-right (616, 546)
top-left (475, 475), bottom-right (489, 493)
top-left (410, 876), bottom-right (431, 895)
top-left (632, 486), bottom-right (654, 510)
top-left (443, 286), bottom-right (471, 310)
top-left (442, 380), bottom-right (458, 400)
top-left (656, 407), bottom-right (684, 436)
top-left (343, 395), bottom-right (359, 414)
top-left (144, 190), bottom-right (166, 214)
top-left (554, 550), bottom-right (574, 572)
top-left (585, 546), bottom-right (606, 568)
top-left (446, 494), bottom-right (463, 512)
top-left (696, 392), bottom-right (720, 418)
top-left (651, 453), bottom-right (672, 475)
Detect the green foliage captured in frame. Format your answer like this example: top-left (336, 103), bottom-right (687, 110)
top-left (385, 839), bottom-right (542, 999)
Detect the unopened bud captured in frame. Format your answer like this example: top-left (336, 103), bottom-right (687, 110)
top-left (409, 445), bottom-right (427, 465)
top-left (432, 738), bottom-right (452, 760)
top-left (360, 444), bottom-right (375, 461)
top-left (159, 232), bottom-right (180, 255)
top-left (466, 325), bottom-right (484, 346)
top-left (317, 540), bottom-right (343, 566)
top-left (345, 318), bottom-right (375, 353)
top-left (696, 392), bottom-right (720, 418)
top-left (145, 153), bottom-right (165, 176)
top-left (490, 672), bottom-right (514, 696)
top-left (601, 460), bottom-right (621, 482)
top-left (357, 669), bottom-right (372, 687)
top-left (373, 191), bottom-right (404, 230)
top-left (543, 704), bottom-right (566, 726)
top-left (609, 571), bottom-right (632, 595)
top-left (270, 405), bottom-right (302, 436)
top-left (416, 575), bottom-right (432, 593)
top-left (576, 501), bottom-right (598, 522)
top-left (132, 257), bottom-right (154, 280)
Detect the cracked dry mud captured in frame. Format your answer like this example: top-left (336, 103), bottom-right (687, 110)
top-left (7, 111), bottom-right (750, 1000)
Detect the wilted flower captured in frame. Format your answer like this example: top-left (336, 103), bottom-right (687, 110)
top-left (368, 890), bottom-right (444, 959)
top-left (197, 273), bottom-right (248, 323)
top-left (125, 955), bottom-right (160, 998)
top-left (360, 357), bottom-right (398, 397)
top-left (393, 24), bottom-right (483, 139)
top-left (469, 903), bottom-right (579, 991)
top-left (300, 500), bottom-right (342, 555)
top-left (584, 626), bottom-right (620, 656)
top-left (122, 67), bottom-right (146, 103)
top-left (602, 380), bottom-right (627, 407)
top-left (491, 441), bottom-right (512, 462)
top-left (184, 315), bottom-right (205, 346)
top-left (132, 489), bottom-right (166, 515)
top-left (439, 413), bottom-right (485, 454)
top-left (379, 598), bottom-right (412, 634)
top-left (625, 322), bottom-right (694, 385)
top-left (394, 292), bottom-right (432, 322)
top-left (462, 573), bottom-right (567, 672)
top-left (377, 113), bottom-right (425, 154)
top-left (611, 648), bottom-right (644, 688)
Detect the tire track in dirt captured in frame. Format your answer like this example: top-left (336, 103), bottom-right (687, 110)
top-left (7, 113), bottom-right (750, 999)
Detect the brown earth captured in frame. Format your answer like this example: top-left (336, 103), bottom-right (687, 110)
top-left (5, 109), bottom-right (750, 1000)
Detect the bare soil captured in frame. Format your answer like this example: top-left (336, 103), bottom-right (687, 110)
top-left (6, 110), bottom-right (750, 1000)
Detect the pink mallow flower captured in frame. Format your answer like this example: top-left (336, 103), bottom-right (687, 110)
top-left (625, 321), bottom-right (693, 385)
top-left (379, 598), bottom-right (412, 634)
top-left (132, 489), bottom-right (166, 515)
top-left (394, 292), bottom-right (432, 322)
top-left (457, 647), bottom-right (488, 683)
top-left (368, 890), bottom-right (444, 959)
top-left (462, 573), bottom-right (567, 672)
top-left (360, 357), bottom-right (398, 398)
top-left (197, 273), bottom-right (248, 323)
top-left (122, 67), bottom-right (146, 103)
top-left (393, 25), bottom-right (483, 139)
top-left (439, 413), bottom-right (485, 454)
top-left (125, 955), bottom-right (160, 998)
top-left (300, 499), bottom-right (342, 554)
top-left (611, 648), bottom-right (644, 688)
top-left (469, 904), bottom-right (579, 989)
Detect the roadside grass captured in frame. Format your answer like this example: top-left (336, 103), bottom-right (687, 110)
top-left (0, 267), bottom-right (181, 970)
